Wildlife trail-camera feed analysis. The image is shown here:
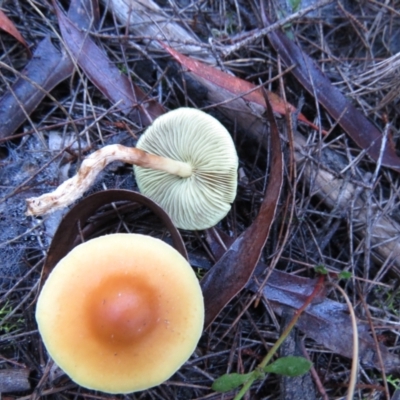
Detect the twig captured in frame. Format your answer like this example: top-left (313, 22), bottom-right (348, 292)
top-left (329, 282), bottom-right (359, 400)
top-left (220, 0), bottom-right (335, 57)
top-left (300, 339), bottom-right (329, 400)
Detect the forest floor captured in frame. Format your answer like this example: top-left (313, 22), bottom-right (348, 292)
top-left (1, 0), bottom-right (400, 399)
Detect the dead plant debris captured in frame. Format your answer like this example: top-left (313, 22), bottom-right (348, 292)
top-left (1, 0), bottom-right (400, 399)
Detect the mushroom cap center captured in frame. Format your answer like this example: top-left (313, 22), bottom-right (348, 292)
top-left (87, 276), bottom-right (158, 345)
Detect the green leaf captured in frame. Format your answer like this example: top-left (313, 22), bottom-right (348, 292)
top-left (339, 271), bottom-right (352, 280)
top-left (288, 0), bottom-right (301, 12)
top-left (212, 372), bottom-right (253, 392)
top-left (315, 264), bottom-right (328, 275)
top-left (264, 356), bottom-right (312, 377)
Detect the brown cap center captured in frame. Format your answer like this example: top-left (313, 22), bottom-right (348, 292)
top-left (86, 275), bottom-right (159, 345)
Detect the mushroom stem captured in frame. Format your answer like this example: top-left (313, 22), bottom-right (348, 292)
top-left (26, 144), bottom-right (193, 216)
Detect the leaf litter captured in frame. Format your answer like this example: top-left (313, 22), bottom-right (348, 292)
top-left (54, 1), bottom-right (165, 125)
top-left (0, 10), bottom-right (30, 55)
top-left (201, 90), bottom-right (284, 328)
top-left (1, 0), bottom-right (400, 399)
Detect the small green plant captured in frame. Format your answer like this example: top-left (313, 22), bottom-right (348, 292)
top-left (314, 264), bottom-right (328, 275)
top-left (213, 357), bottom-right (312, 393)
top-left (212, 274), bottom-right (325, 399)
top-left (195, 267), bottom-right (206, 280)
top-left (314, 265), bottom-right (352, 281)
top-left (0, 301), bottom-right (24, 334)
top-left (118, 64), bottom-right (128, 74)
top-left (288, 0), bottom-right (302, 12)
top-left (387, 375), bottom-right (400, 390)
top-left (371, 283), bottom-right (400, 317)
top-left (338, 271), bottom-right (352, 280)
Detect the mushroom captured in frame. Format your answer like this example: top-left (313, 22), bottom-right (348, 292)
top-left (134, 108), bottom-right (238, 229)
top-left (26, 108), bottom-right (238, 230)
top-left (36, 233), bottom-right (204, 394)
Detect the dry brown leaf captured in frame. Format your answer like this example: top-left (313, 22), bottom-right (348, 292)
top-left (0, 10), bottom-right (30, 54)
top-left (201, 93), bottom-right (284, 328)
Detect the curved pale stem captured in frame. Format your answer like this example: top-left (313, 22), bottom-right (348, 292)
top-left (26, 144), bottom-right (192, 216)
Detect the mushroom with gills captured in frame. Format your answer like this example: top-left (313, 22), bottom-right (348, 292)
top-left (26, 108), bottom-right (238, 230)
top-left (35, 233), bottom-right (204, 394)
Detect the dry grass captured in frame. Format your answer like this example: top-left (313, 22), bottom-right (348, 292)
top-left (1, 0), bottom-right (400, 399)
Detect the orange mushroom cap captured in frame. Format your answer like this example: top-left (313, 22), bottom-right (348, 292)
top-left (36, 233), bottom-right (204, 394)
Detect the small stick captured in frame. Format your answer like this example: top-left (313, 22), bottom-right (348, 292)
top-left (329, 282), bottom-right (359, 400)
